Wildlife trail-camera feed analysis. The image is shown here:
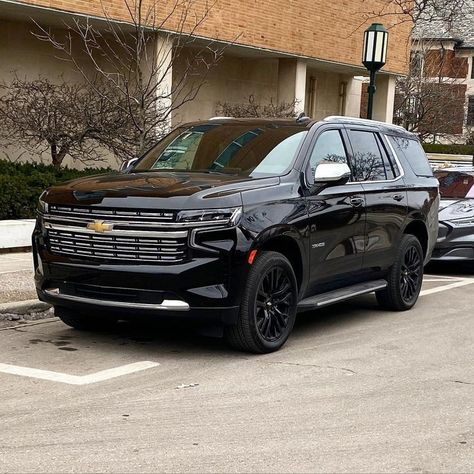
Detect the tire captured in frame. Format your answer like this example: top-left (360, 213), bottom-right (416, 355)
top-left (55, 306), bottom-right (118, 331)
top-left (224, 251), bottom-right (298, 353)
top-left (376, 234), bottom-right (424, 311)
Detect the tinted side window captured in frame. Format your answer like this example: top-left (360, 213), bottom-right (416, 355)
top-left (376, 135), bottom-right (397, 180)
top-left (388, 136), bottom-right (433, 177)
top-left (309, 130), bottom-right (348, 175)
top-left (348, 130), bottom-right (387, 182)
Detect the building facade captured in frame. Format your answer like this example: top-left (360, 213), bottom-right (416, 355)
top-left (408, 1), bottom-right (474, 142)
top-left (0, 0), bottom-right (412, 166)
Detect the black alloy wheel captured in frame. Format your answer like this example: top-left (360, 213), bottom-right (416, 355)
top-left (255, 266), bottom-right (294, 342)
top-left (400, 245), bottom-right (422, 303)
top-left (376, 234), bottom-right (424, 311)
top-left (224, 251), bottom-right (298, 353)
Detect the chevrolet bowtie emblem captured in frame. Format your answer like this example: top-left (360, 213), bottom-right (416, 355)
top-left (86, 220), bottom-right (114, 233)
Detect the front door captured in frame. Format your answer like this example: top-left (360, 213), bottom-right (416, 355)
top-left (304, 127), bottom-right (366, 297)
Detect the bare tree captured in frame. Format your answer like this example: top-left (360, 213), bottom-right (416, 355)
top-left (0, 77), bottom-right (127, 168)
top-left (34, 0), bottom-right (226, 161)
top-left (216, 95), bottom-right (298, 119)
top-left (363, 0), bottom-right (468, 28)
top-left (393, 40), bottom-right (467, 142)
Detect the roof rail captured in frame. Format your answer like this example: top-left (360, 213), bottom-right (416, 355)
top-left (323, 115), bottom-right (407, 132)
top-left (209, 116), bottom-right (234, 120)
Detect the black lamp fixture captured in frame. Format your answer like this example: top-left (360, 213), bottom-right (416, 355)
top-left (362, 23), bottom-right (389, 120)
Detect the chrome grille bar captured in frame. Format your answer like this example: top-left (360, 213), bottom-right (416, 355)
top-left (44, 224), bottom-right (188, 263)
top-left (44, 222), bottom-right (187, 239)
top-left (49, 204), bottom-right (175, 221)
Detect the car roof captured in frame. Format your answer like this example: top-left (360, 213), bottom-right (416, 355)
top-left (184, 116), bottom-right (415, 138)
top-left (323, 116), bottom-right (417, 139)
top-left (187, 117), bottom-right (311, 128)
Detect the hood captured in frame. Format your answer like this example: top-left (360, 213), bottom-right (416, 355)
top-left (439, 198), bottom-right (474, 221)
top-left (43, 171), bottom-right (280, 210)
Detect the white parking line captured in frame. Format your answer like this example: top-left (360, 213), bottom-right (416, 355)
top-left (0, 361), bottom-right (160, 385)
top-left (423, 278), bottom-right (461, 282)
top-left (424, 274), bottom-right (462, 281)
top-left (420, 279), bottom-right (474, 297)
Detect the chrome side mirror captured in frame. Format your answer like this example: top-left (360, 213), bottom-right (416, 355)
top-left (119, 157), bottom-right (139, 172)
top-left (314, 163), bottom-right (351, 184)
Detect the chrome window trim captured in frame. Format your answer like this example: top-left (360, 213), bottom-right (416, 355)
top-left (345, 133), bottom-right (405, 186)
top-left (303, 129), bottom-right (406, 188)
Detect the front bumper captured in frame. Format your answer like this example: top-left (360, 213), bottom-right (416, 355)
top-left (33, 224), bottom-right (251, 325)
top-left (431, 246), bottom-right (474, 261)
top-left (432, 222), bottom-right (474, 261)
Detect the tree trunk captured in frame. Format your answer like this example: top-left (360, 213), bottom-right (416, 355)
top-left (50, 143), bottom-right (68, 168)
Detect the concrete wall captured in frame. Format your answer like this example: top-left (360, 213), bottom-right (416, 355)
top-left (173, 53), bottom-right (280, 124)
top-left (0, 18), bottom-right (83, 82)
top-left (305, 70), bottom-right (363, 120)
top-left (0, 18), bottom-right (119, 169)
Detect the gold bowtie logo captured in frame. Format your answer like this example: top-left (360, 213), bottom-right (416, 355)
top-left (87, 220), bottom-right (114, 233)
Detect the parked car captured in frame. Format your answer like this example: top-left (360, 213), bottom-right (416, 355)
top-left (432, 167), bottom-right (474, 262)
top-left (33, 116), bottom-right (439, 353)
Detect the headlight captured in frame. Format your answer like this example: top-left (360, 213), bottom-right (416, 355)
top-left (37, 192), bottom-right (48, 214)
top-left (177, 207), bottom-right (241, 226)
top-left (445, 217), bottom-right (474, 228)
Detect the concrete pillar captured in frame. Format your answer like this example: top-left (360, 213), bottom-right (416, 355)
top-left (372, 74), bottom-right (396, 123)
top-left (277, 58), bottom-right (307, 114)
top-left (153, 34), bottom-right (173, 132)
top-left (343, 77), bottom-right (363, 118)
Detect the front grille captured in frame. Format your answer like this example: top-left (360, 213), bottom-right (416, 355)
top-left (47, 228), bottom-right (188, 263)
top-left (49, 204), bottom-right (175, 222)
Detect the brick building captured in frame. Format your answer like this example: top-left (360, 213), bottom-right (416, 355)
top-left (407, 1), bottom-right (474, 141)
top-left (0, 0), bottom-right (411, 165)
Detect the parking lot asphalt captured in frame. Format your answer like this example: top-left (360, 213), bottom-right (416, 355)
top-left (0, 272), bottom-right (473, 473)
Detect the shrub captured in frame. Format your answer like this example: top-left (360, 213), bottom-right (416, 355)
top-left (422, 143), bottom-right (474, 156)
top-left (215, 95), bottom-right (298, 118)
top-left (0, 160), bottom-right (112, 219)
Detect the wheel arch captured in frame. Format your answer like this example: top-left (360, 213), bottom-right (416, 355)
top-left (256, 233), bottom-right (306, 295)
top-left (403, 219), bottom-right (429, 260)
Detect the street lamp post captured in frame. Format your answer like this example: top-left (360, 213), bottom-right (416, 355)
top-left (362, 23), bottom-right (389, 120)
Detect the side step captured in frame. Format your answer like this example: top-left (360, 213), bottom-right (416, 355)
top-left (297, 279), bottom-right (387, 311)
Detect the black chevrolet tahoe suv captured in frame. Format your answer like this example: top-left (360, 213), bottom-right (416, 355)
top-left (33, 116), bottom-right (439, 353)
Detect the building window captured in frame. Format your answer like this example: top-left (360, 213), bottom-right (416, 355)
top-left (468, 96), bottom-right (474, 126)
top-left (411, 51), bottom-right (424, 77)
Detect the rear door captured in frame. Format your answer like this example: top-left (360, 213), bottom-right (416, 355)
top-left (345, 127), bottom-right (408, 273)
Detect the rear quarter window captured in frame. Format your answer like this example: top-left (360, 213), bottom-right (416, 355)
top-left (388, 136), bottom-right (433, 177)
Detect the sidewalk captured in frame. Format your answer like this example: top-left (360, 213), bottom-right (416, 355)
top-left (0, 252), bottom-right (36, 304)
top-left (0, 252), bottom-right (51, 325)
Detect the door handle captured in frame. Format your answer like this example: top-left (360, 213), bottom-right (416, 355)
top-left (350, 196), bottom-right (364, 207)
top-left (392, 194), bottom-right (405, 202)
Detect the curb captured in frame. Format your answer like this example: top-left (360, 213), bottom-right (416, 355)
top-left (0, 299), bottom-right (51, 315)
top-left (0, 317), bottom-right (58, 331)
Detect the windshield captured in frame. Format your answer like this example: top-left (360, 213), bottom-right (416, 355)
top-left (133, 124), bottom-right (307, 177)
top-left (436, 171), bottom-right (474, 199)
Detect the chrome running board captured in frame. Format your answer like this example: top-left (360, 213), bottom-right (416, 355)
top-left (298, 279), bottom-right (387, 311)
